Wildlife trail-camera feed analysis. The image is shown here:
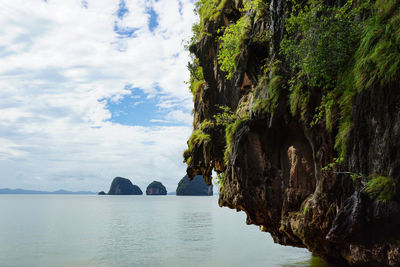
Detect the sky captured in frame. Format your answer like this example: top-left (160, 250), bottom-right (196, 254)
top-left (0, 0), bottom-right (198, 193)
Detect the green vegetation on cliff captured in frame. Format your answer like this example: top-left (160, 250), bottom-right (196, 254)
top-left (280, 0), bottom-right (400, 159)
top-left (354, 0), bottom-right (400, 90)
top-left (185, 0), bottom-right (400, 171)
top-left (218, 16), bottom-right (250, 79)
top-left (365, 175), bottom-right (397, 203)
top-left (186, 58), bottom-right (204, 97)
top-left (224, 116), bottom-right (248, 163)
top-left (196, 0), bottom-right (228, 34)
top-left (212, 105), bottom-right (249, 164)
top-left (183, 120), bottom-right (213, 165)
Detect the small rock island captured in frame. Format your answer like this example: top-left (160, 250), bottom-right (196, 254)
top-left (176, 175), bottom-right (213, 196)
top-left (146, 181), bottom-right (167, 195)
top-left (107, 177), bottom-right (143, 195)
top-left (98, 191), bottom-right (106, 195)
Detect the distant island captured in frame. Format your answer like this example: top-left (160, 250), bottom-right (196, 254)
top-left (0, 188), bottom-right (96, 195)
top-left (176, 175), bottom-right (213, 196)
top-left (105, 177), bottom-right (143, 195)
top-left (146, 181), bottom-right (167, 195)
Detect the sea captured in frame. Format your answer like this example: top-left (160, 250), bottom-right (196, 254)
top-left (0, 195), bottom-right (334, 267)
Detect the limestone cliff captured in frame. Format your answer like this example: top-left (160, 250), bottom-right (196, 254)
top-left (184, 0), bottom-right (400, 265)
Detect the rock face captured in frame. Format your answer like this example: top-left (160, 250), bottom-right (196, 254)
top-left (184, 0), bottom-right (400, 266)
top-left (98, 191), bottom-right (106, 195)
top-left (107, 177), bottom-right (143, 195)
top-left (176, 175), bottom-right (213, 196)
top-left (146, 181), bottom-right (167, 195)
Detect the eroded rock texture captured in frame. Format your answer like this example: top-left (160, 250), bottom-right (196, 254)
top-left (185, 0), bottom-right (400, 265)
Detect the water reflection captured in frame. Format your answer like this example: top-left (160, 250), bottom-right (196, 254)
top-left (284, 254), bottom-right (340, 267)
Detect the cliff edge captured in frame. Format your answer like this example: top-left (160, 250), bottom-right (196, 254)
top-left (184, 0), bottom-right (400, 265)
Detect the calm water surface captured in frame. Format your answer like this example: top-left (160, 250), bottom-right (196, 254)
top-left (0, 195), bottom-right (334, 267)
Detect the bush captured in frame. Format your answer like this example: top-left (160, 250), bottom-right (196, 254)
top-left (280, 0), bottom-right (371, 158)
top-left (354, 0), bottom-right (400, 90)
top-left (184, 120), bottom-right (215, 165)
top-left (186, 58), bottom-right (204, 97)
top-left (218, 16), bottom-right (250, 79)
top-left (365, 175), bottom-right (397, 202)
top-left (251, 74), bottom-right (283, 115)
top-left (187, 120), bottom-right (214, 151)
top-left (281, 0), bottom-right (366, 90)
top-left (194, 0), bottom-right (228, 39)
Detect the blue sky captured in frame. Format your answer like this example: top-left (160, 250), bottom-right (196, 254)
top-left (105, 85), bottom-right (191, 126)
top-left (0, 0), bottom-right (197, 192)
top-left (105, 87), bottom-right (160, 126)
top-left (146, 5), bottom-right (159, 32)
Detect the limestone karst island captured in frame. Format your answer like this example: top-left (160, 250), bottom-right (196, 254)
top-left (176, 175), bottom-right (213, 196)
top-left (182, 0), bottom-right (400, 265)
top-left (146, 181), bottom-right (167, 195)
top-left (98, 176), bottom-right (213, 196)
top-left (107, 177), bottom-right (143, 195)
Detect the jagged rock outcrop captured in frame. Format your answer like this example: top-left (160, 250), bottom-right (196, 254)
top-left (184, 0), bottom-right (400, 265)
top-left (146, 181), bottom-right (167, 195)
top-left (107, 177), bottom-right (143, 195)
top-left (176, 175), bottom-right (213, 196)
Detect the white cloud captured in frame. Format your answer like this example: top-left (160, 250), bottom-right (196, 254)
top-left (0, 0), bottom-right (197, 192)
top-left (166, 110), bottom-right (193, 125)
